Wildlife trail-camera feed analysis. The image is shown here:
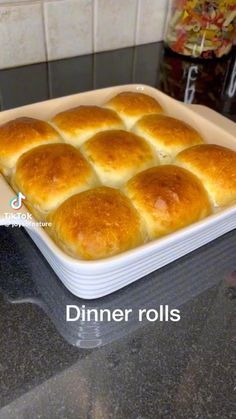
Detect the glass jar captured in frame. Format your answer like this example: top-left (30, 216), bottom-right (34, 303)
top-left (165, 0), bottom-right (236, 59)
top-left (159, 47), bottom-right (236, 119)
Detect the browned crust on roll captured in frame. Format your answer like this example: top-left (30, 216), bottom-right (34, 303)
top-left (175, 144), bottom-right (236, 207)
top-left (51, 105), bottom-right (124, 145)
top-left (105, 91), bottom-right (163, 117)
top-left (0, 117), bottom-right (61, 175)
top-left (124, 165), bottom-right (211, 239)
top-left (48, 187), bottom-right (147, 260)
top-left (81, 130), bottom-right (158, 186)
top-left (133, 114), bottom-right (204, 161)
top-left (13, 143), bottom-right (98, 216)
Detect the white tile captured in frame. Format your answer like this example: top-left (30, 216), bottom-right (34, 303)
top-left (136, 0), bottom-right (167, 45)
top-left (44, 0), bottom-right (93, 61)
top-left (95, 0), bottom-right (138, 52)
top-left (0, 3), bottom-right (46, 69)
top-left (0, 1), bottom-right (31, 3)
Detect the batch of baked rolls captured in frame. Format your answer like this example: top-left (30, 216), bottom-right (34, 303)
top-left (0, 91), bottom-right (236, 260)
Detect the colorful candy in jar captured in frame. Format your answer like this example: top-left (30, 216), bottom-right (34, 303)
top-left (165, 0), bottom-right (236, 58)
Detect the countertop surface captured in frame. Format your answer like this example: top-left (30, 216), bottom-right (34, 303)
top-left (0, 42), bottom-right (235, 419)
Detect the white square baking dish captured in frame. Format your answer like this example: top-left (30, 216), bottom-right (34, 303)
top-left (0, 84), bottom-right (235, 299)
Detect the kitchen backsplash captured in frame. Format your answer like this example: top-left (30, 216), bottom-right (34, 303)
top-left (0, 0), bottom-right (168, 69)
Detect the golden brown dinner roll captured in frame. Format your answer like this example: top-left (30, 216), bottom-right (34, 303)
top-left (104, 91), bottom-right (163, 129)
top-left (13, 143), bottom-right (99, 219)
top-left (48, 187), bottom-right (147, 260)
top-left (51, 105), bottom-right (124, 147)
top-left (175, 144), bottom-right (236, 207)
top-left (0, 117), bottom-right (62, 176)
top-left (124, 165), bottom-right (211, 239)
top-left (81, 130), bottom-right (158, 187)
top-left (132, 114), bottom-right (204, 164)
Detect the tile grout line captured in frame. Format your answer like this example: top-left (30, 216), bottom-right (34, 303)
top-left (134, 0), bottom-right (141, 46)
top-left (41, 0), bottom-right (53, 98)
top-left (41, 0), bottom-right (49, 62)
top-left (92, 0), bottom-right (96, 53)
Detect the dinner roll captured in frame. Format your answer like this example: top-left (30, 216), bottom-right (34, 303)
top-left (48, 187), bottom-right (147, 260)
top-left (81, 130), bottom-right (158, 187)
top-left (13, 143), bottom-right (99, 219)
top-left (124, 165), bottom-right (211, 239)
top-left (104, 91), bottom-right (163, 129)
top-left (51, 105), bottom-right (124, 147)
top-left (0, 117), bottom-right (62, 176)
top-left (175, 144), bottom-right (236, 207)
top-left (133, 114), bottom-right (204, 164)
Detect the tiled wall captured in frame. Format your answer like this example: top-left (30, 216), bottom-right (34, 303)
top-left (0, 0), bottom-right (168, 69)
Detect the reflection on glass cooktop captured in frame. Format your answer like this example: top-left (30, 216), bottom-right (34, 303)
top-left (0, 42), bottom-right (235, 120)
top-left (0, 226), bottom-right (235, 348)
